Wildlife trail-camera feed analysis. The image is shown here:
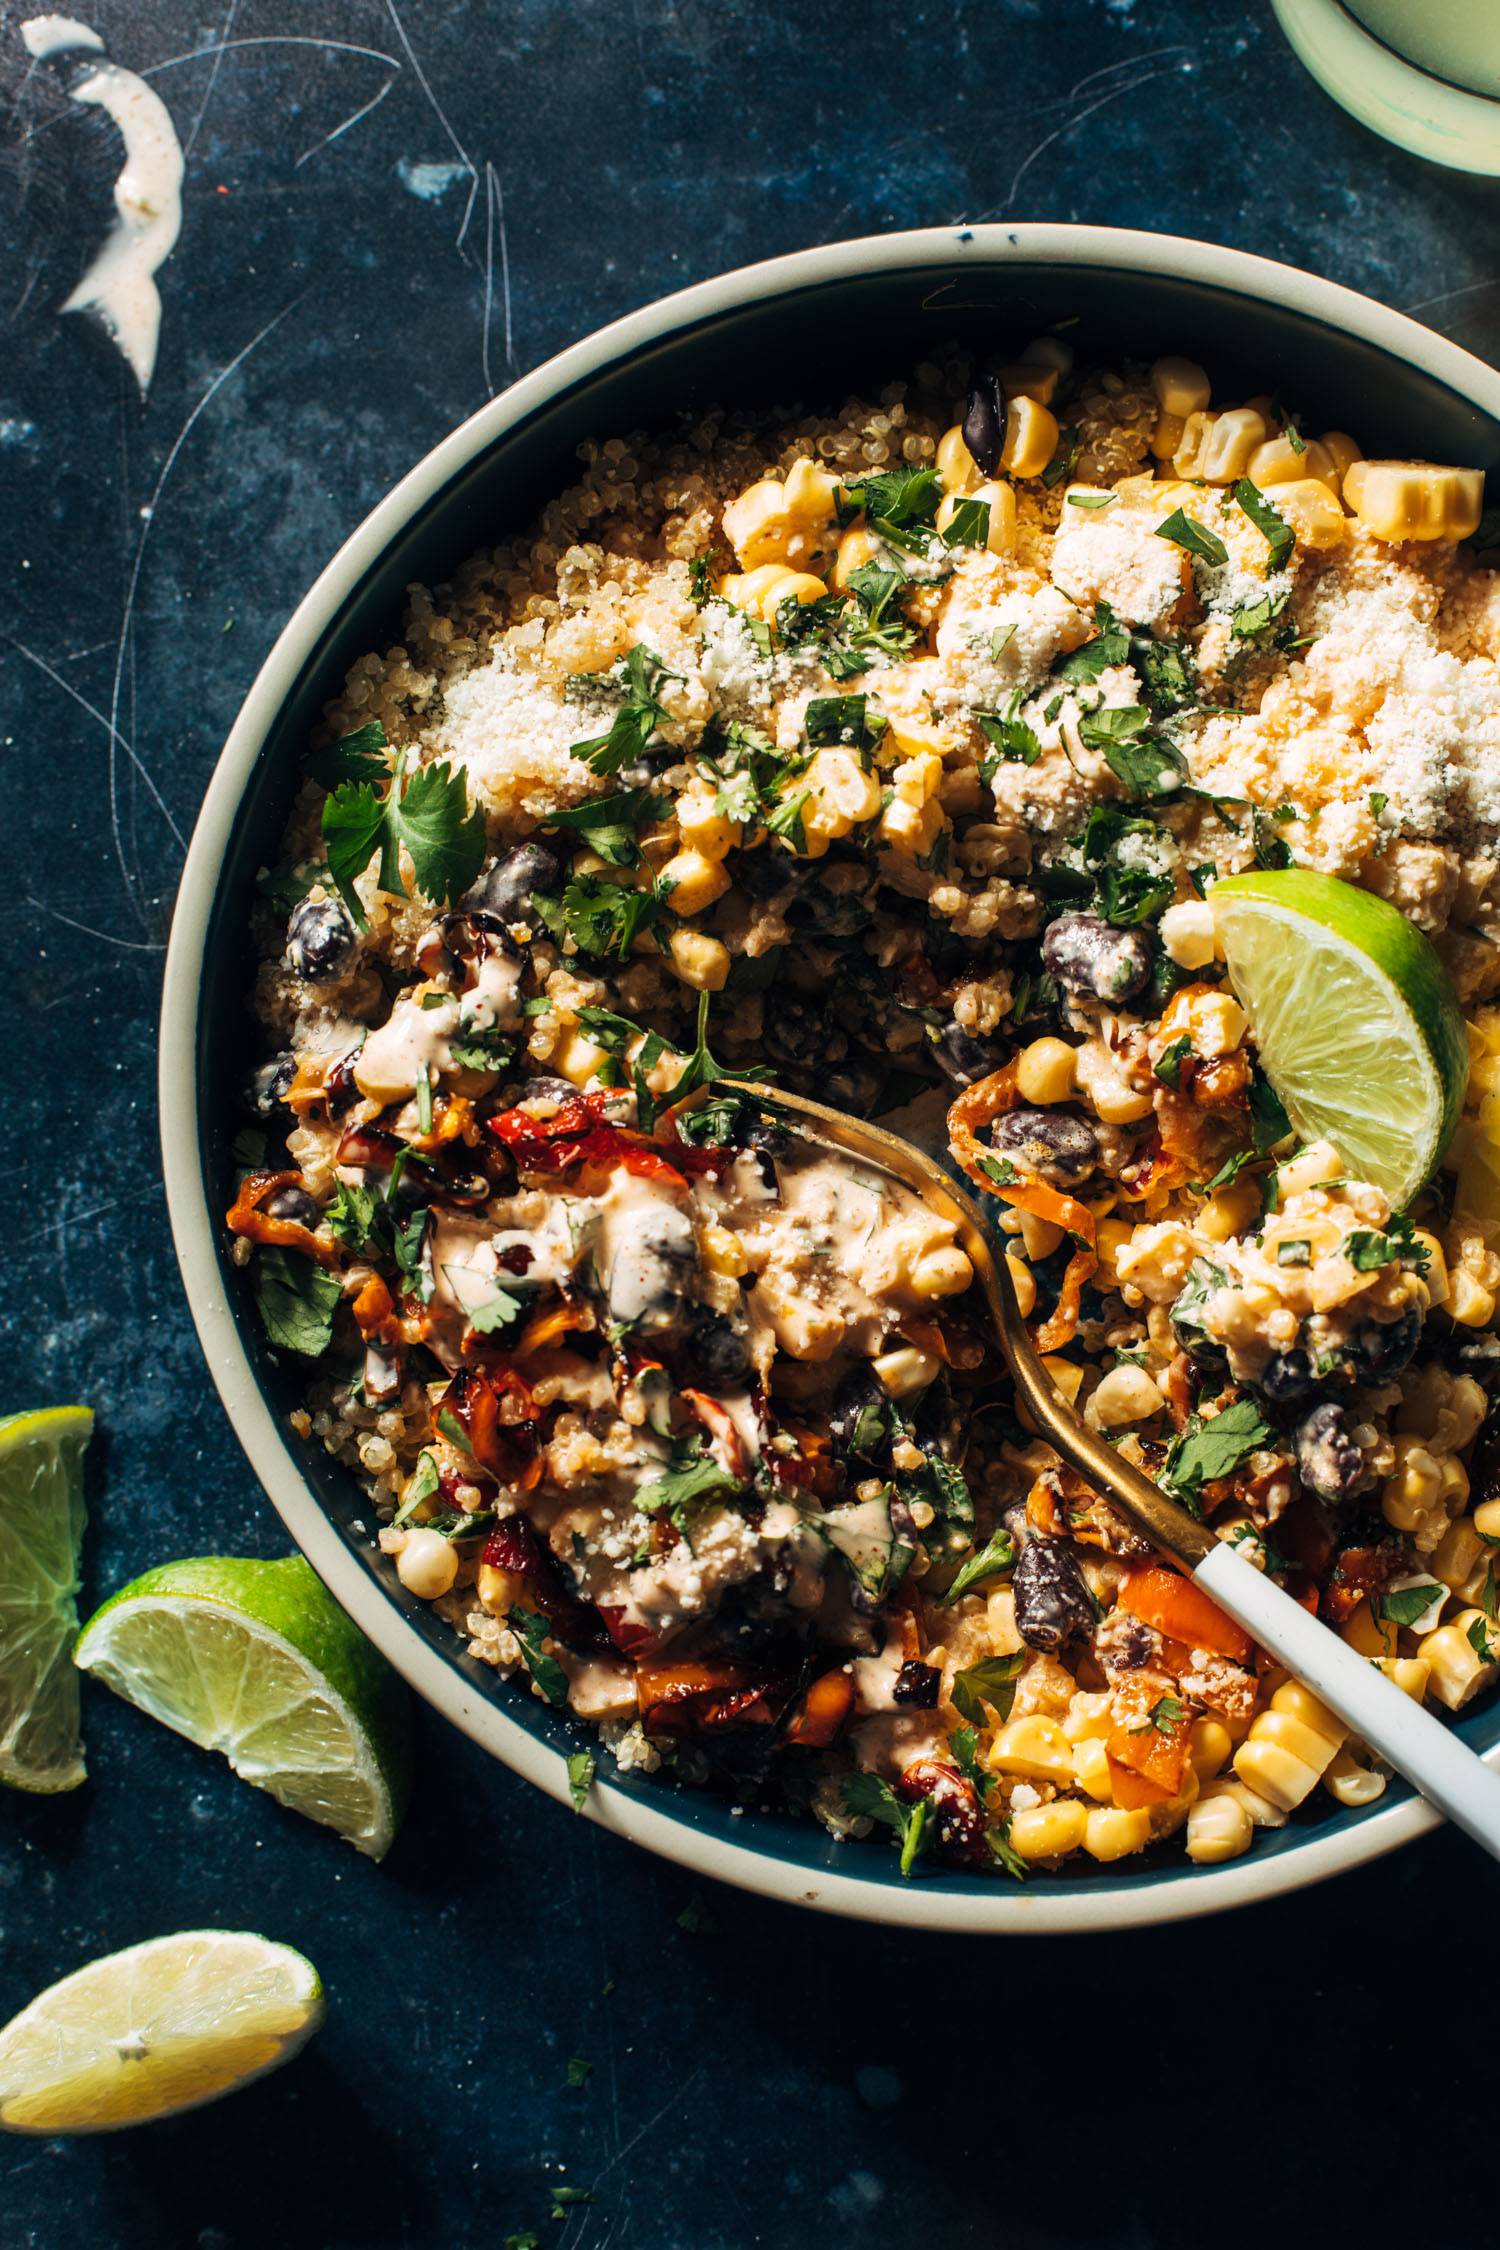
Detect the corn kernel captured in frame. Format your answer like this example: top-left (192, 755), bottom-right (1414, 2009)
top-left (551, 1028), bottom-right (612, 1088)
top-left (1014, 1036), bottom-right (1077, 1104)
top-left (700, 1220), bottom-right (748, 1277)
top-left (1342, 459), bottom-right (1484, 542)
top-left (1001, 395), bottom-right (1059, 479)
top-left (1323, 1748), bottom-right (1387, 1808)
top-left (988, 1715), bottom-right (1073, 1784)
top-left (1475, 1496), bottom-right (1500, 1542)
top-left (1005, 1254), bottom-right (1036, 1319)
top-left (1000, 358), bottom-right (1058, 405)
top-left (831, 527), bottom-right (882, 588)
top-left (1320, 429), bottom-right (1363, 481)
top-left (721, 563), bottom-right (829, 624)
top-left (658, 847), bottom-right (732, 916)
top-left (936, 424), bottom-right (980, 493)
top-left (1189, 1718), bottom-right (1234, 1780)
top-left (667, 927), bottom-right (730, 992)
top-left (476, 1560), bottom-right (524, 1614)
top-left (1185, 1785), bottom-right (1253, 1864)
top-left (871, 1345), bottom-right (941, 1400)
top-left (1448, 1267), bottom-right (1495, 1326)
top-left (1272, 477), bottom-right (1348, 552)
top-left (1009, 1798), bottom-right (1088, 1861)
top-left (1018, 334), bottom-right (1073, 381)
top-left (1085, 1363), bottom-right (1165, 1431)
top-left (395, 1526), bottom-right (459, 1600)
top-left (1040, 1355), bottom-right (1084, 1406)
top-left (1151, 355), bottom-right (1211, 418)
top-left (721, 478), bottom-right (793, 568)
top-left (674, 789), bottom-right (737, 863)
top-left (1069, 1735), bottom-right (1113, 1802)
top-left (1174, 406), bottom-right (1268, 483)
top-left (1419, 1609), bottom-right (1498, 1709)
top-left (1083, 1804), bottom-right (1152, 1862)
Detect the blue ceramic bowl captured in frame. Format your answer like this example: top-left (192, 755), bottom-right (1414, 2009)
top-left (161, 224), bottom-right (1500, 1930)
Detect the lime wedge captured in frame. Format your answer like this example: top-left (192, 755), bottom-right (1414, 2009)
top-left (0, 1930), bottom-right (322, 2134)
top-left (1211, 868), bottom-right (1469, 1208)
top-left (75, 1557), bottom-right (412, 1858)
top-left (0, 1406), bottom-right (92, 1794)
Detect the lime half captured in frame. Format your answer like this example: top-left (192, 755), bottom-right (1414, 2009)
top-left (1212, 868), bottom-right (1469, 1208)
top-left (75, 1557), bottom-right (412, 1859)
top-left (0, 1406), bottom-right (92, 1794)
top-left (0, 1930), bottom-right (322, 2134)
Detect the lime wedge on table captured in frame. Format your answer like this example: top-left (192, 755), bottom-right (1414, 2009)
top-left (0, 1930), bottom-right (322, 2134)
top-left (0, 1405), bottom-right (92, 1794)
top-left (74, 1557), bottom-right (412, 1859)
top-left (1212, 868), bottom-right (1468, 1209)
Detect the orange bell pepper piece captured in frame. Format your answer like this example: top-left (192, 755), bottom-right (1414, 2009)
top-left (1118, 1561), bottom-right (1254, 1665)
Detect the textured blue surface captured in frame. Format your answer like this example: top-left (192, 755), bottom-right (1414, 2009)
top-left (4, 4), bottom-right (1500, 2245)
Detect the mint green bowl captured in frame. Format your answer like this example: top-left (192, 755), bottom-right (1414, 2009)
top-left (160, 225), bottom-right (1500, 1930)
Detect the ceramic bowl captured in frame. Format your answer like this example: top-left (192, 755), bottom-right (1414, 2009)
top-left (160, 223), bottom-right (1500, 1931)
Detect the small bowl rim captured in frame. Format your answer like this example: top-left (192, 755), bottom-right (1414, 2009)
top-left (160, 221), bottom-right (1500, 1932)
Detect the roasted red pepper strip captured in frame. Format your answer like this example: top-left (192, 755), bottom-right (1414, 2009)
top-left (783, 1666), bottom-right (855, 1748)
top-left (487, 1093), bottom-right (690, 1186)
top-left (946, 1066), bottom-right (1098, 1352)
top-left (225, 1169), bottom-right (338, 1265)
top-left (441, 1363), bottom-right (541, 1489)
top-left (635, 1655), bottom-right (789, 1736)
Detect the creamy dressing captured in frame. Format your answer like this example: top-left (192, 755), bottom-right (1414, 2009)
top-left (461, 948), bottom-right (524, 1034)
top-left (22, 16), bottom-right (184, 393)
top-left (353, 992), bottom-right (459, 1104)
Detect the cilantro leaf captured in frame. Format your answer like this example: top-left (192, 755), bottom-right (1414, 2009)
top-left (1077, 705), bottom-right (1189, 798)
top-left (950, 1652), bottom-right (1025, 1727)
top-left (569, 645), bottom-right (679, 775)
top-left (326, 1178), bottom-right (381, 1251)
top-left (467, 1286), bottom-right (525, 1335)
top-left (942, 496), bottom-right (991, 549)
top-left (1347, 1223), bottom-right (1430, 1274)
top-left (1155, 509), bottom-right (1228, 565)
top-left (1155, 1034), bottom-right (1192, 1090)
top-left (252, 1249), bottom-right (342, 1357)
top-left (836, 466), bottom-right (942, 554)
top-left (1249, 1072), bottom-right (1292, 1153)
top-left (1161, 1398), bottom-right (1271, 1498)
top-left (304, 719), bottom-right (392, 789)
top-left (939, 1526), bottom-right (1016, 1605)
top-left (1231, 585), bottom-right (1292, 640)
top-left (1468, 1614), bottom-right (1498, 1664)
top-left (979, 691), bottom-right (1042, 772)
top-left (1055, 602), bottom-right (1130, 684)
top-left (841, 1772), bottom-right (933, 1877)
top-left (637, 1444), bottom-right (743, 1524)
top-left (1131, 633), bottom-right (1196, 715)
top-left (566, 1749), bottom-right (596, 1813)
top-left (1233, 479), bottom-right (1294, 570)
top-left (322, 749), bottom-right (485, 931)
top-left (536, 872), bottom-right (667, 960)
top-left (542, 787), bottom-right (667, 868)
top-left (988, 1820), bottom-right (1029, 1881)
top-left (1376, 1582), bottom-right (1444, 1630)
top-left (510, 1606), bottom-right (570, 1708)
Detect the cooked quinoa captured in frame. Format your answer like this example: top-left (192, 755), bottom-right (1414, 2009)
top-left (231, 341), bottom-right (1500, 1879)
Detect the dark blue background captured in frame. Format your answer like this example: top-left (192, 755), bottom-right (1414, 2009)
top-left (4, 5), bottom-right (1500, 2245)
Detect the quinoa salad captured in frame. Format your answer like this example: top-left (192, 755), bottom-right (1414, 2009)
top-left (229, 340), bottom-right (1500, 1880)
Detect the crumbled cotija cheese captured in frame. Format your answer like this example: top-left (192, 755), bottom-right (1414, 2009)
top-left (433, 653), bottom-right (599, 818)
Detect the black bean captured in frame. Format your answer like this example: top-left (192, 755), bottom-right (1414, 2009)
top-left (248, 1052), bottom-right (296, 1116)
top-left (763, 996), bottom-right (842, 1070)
top-left (1041, 912), bottom-right (1152, 1004)
top-left (962, 375), bottom-right (1007, 479)
top-left (518, 1074), bottom-right (579, 1104)
top-left (822, 1062), bottom-right (885, 1112)
top-left (325, 1049), bottom-right (362, 1116)
top-left (464, 842), bottom-right (563, 926)
top-left (828, 1367), bottom-right (894, 1465)
top-left (1349, 1308), bottom-right (1421, 1384)
top-left (990, 1106), bottom-right (1098, 1186)
top-left (263, 1183), bottom-right (319, 1228)
top-left (675, 1315), bottom-right (752, 1390)
top-left (933, 1021), bottom-right (1010, 1089)
top-left (892, 1661), bottom-right (942, 1708)
top-left (1256, 1347), bottom-right (1319, 1403)
top-left (1012, 1538), bottom-right (1095, 1653)
top-left (287, 897), bottom-right (355, 983)
top-left (1291, 1400), bottom-right (1364, 1503)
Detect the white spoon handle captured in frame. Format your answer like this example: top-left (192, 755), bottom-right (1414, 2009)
top-left (1195, 1540), bottom-right (1500, 1861)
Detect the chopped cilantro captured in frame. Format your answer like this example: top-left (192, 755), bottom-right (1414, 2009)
top-left (1249, 1072), bottom-right (1292, 1153)
top-left (988, 1821), bottom-right (1029, 1881)
top-left (467, 1286), bottom-right (525, 1335)
top-left (950, 1652), bottom-right (1024, 1727)
top-left (978, 690), bottom-right (1042, 772)
top-left (835, 465), bottom-right (942, 554)
top-left (1155, 1034), bottom-right (1193, 1090)
top-left (939, 1525), bottom-right (1016, 1605)
top-left (1161, 1398), bottom-right (1270, 1498)
top-left (566, 1749), bottom-right (597, 1812)
top-left (566, 2056), bottom-right (593, 2089)
top-left (1039, 425), bottom-right (1081, 488)
top-left (1156, 508), bottom-right (1228, 565)
top-left (1252, 805), bottom-right (1294, 870)
top-left (534, 872), bottom-right (668, 960)
top-left (1276, 1238), bottom-right (1311, 1267)
top-left (841, 1771), bottom-right (934, 1877)
top-left (303, 718), bottom-right (393, 789)
top-left (252, 1249), bottom-right (343, 1358)
top-left (1231, 585), bottom-right (1292, 639)
top-left (510, 1606), bottom-right (570, 1708)
top-left (1469, 1614), bottom-right (1498, 1664)
top-left (1055, 601), bottom-right (1129, 684)
top-left (805, 693), bottom-right (886, 754)
top-left (569, 644), bottom-right (680, 776)
top-left (542, 786), bottom-right (669, 868)
top-left (1378, 1583), bottom-right (1445, 1630)
top-left (942, 496), bottom-right (992, 548)
top-left (637, 1442), bottom-right (743, 1526)
top-left (1346, 1220), bottom-right (1429, 1273)
top-left (1233, 478), bottom-right (1294, 570)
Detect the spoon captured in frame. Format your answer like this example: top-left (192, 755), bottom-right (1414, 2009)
top-left (703, 1078), bottom-right (1500, 1862)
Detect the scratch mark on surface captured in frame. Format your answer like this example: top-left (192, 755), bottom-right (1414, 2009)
top-left (106, 293), bottom-right (306, 926)
top-left (182, 0), bottom-right (241, 158)
top-left (1403, 275), bottom-right (1500, 314)
top-left (968, 58), bottom-right (1193, 219)
top-left (25, 894), bottom-right (163, 952)
top-left (294, 71), bottom-right (398, 169)
top-left (384, 0), bottom-right (480, 254)
top-left (5, 640), bottom-right (184, 846)
top-left (588, 2064), bottom-right (707, 2186)
top-left (142, 34), bottom-right (402, 80)
top-left (481, 160), bottom-right (517, 392)
top-left (15, 1181), bottom-right (160, 1253)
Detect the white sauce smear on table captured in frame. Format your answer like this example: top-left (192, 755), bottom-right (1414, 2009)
top-left (21, 15), bottom-right (184, 392)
